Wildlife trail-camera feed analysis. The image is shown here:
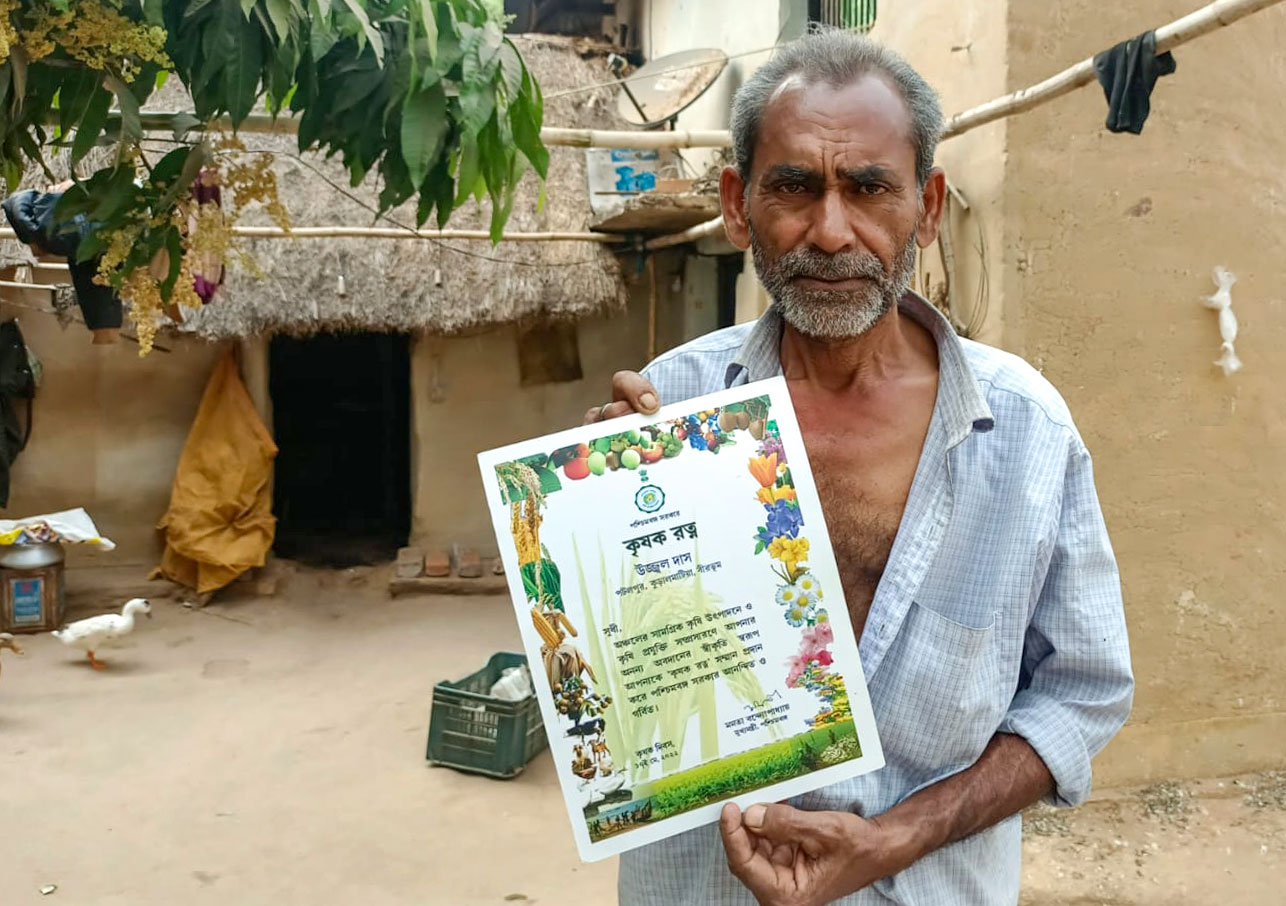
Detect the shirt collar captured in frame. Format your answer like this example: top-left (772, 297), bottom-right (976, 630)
top-left (725, 293), bottom-right (995, 439)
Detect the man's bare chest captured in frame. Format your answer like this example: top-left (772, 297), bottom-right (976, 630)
top-left (794, 405), bottom-right (933, 631)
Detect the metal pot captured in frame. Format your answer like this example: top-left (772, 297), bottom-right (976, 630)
top-left (0, 542), bottom-right (66, 570)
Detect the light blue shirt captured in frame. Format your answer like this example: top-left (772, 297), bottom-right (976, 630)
top-left (618, 295), bottom-right (1134, 905)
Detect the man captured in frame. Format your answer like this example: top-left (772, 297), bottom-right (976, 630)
top-left (587, 30), bottom-right (1134, 906)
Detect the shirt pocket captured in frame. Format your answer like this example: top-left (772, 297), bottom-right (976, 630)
top-left (867, 600), bottom-right (1004, 782)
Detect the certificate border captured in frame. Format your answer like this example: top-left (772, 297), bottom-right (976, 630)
top-left (478, 377), bottom-right (885, 862)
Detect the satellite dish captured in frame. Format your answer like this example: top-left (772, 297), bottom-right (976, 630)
top-left (616, 48), bottom-right (728, 128)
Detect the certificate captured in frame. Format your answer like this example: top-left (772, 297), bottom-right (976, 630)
top-left (478, 377), bottom-right (883, 861)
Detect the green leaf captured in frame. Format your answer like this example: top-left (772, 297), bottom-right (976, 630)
top-left (498, 41), bottom-right (523, 99)
top-left (432, 4), bottom-right (464, 71)
top-left (56, 68), bottom-right (99, 140)
top-left (159, 226), bottom-right (185, 298)
top-left (10, 47), bottom-right (27, 117)
top-left (264, 0), bottom-right (293, 40)
top-left (184, 0), bottom-right (222, 18)
top-left (454, 137), bottom-right (481, 206)
top-left (222, 11), bottom-right (265, 124)
top-left (0, 159), bottom-right (20, 194)
top-left (521, 558), bottom-right (565, 611)
top-left (86, 167), bottom-right (140, 224)
top-left (169, 112), bottom-right (202, 141)
top-left (104, 74), bottom-right (142, 143)
top-left (413, 0), bottom-right (438, 63)
top-left (339, 0), bottom-right (385, 64)
top-left (151, 146), bottom-right (194, 187)
top-left (459, 84), bottom-right (495, 137)
top-left (308, 11), bottom-right (339, 60)
top-left (509, 89), bottom-right (548, 179)
top-left (400, 83), bottom-right (448, 188)
top-left (159, 144), bottom-right (211, 211)
top-left (536, 466), bottom-right (562, 496)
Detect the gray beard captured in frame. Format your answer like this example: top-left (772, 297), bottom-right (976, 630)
top-left (750, 225), bottom-right (920, 341)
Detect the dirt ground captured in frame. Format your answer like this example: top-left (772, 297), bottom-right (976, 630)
top-left (1, 567), bottom-right (1282, 905)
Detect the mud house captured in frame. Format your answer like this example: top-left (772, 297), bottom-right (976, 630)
top-left (0, 35), bottom-right (725, 574)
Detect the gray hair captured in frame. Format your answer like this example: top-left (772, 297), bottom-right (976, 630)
top-left (730, 30), bottom-right (944, 187)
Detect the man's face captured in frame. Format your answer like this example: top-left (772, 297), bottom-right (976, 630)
top-left (722, 74), bottom-right (938, 340)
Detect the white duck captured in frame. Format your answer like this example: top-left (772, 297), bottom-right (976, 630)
top-left (52, 598), bottom-right (151, 670)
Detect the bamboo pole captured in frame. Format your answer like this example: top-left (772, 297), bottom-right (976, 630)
top-left (645, 216), bottom-right (726, 251)
top-left (0, 226), bottom-right (623, 244)
top-left (0, 279), bottom-right (58, 292)
top-left (540, 127), bottom-right (730, 149)
top-left (943, 0), bottom-right (1282, 138)
top-left (129, 111), bottom-right (733, 149)
top-left (645, 0), bottom-right (1286, 250)
top-left (231, 225), bottom-right (624, 242)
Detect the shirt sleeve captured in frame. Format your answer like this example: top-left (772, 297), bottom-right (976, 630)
top-left (998, 442), bottom-right (1134, 807)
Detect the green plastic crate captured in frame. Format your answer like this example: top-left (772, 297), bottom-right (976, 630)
top-left (426, 652), bottom-right (547, 779)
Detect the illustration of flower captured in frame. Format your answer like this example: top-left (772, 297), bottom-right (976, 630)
top-left (757, 436), bottom-right (786, 464)
top-left (756, 485), bottom-right (797, 506)
top-left (742, 405), bottom-right (847, 730)
top-left (768, 537), bottom-right (810, 573)
top-left (748, 453), bottom-right (779, 488)
top-left (765, 500), bottom-right (802, 539)
top-left (794, 574), bottom-right (822, 600)
top-left (801, 621), bottom-right (833, 652)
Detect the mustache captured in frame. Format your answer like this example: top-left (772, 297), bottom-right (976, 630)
top-left (769, 247), bottom-right (888, 284)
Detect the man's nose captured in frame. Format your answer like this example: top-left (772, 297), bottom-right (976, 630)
top-left (806, 190), bottom-right (859, 256)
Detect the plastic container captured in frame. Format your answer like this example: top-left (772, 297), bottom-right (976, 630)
top-left (0, 543), bottom-right (65, 634)
top-left (426, 652), bottom-right (547, 779)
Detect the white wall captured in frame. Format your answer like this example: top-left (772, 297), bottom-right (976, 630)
top-left (638, 0), bottom-right (795, 174)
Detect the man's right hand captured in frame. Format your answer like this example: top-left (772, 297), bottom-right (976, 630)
top-left (582, 370), bottom-right (661, 425)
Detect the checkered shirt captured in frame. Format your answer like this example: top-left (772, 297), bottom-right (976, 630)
top-left (617, 295), bottom-right (1134, 905)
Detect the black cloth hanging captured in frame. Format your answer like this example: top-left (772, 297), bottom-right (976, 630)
top-left (1093, 30), bottom-right (1178, 135)
top-left (1, 190), bottom-right (123, 331)
top-left (0, 320), bottom-right (36, 507)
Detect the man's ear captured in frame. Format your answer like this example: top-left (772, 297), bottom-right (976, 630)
top-left (719, 166), bottom-right (752, 251)
top-left (916, 168), bottom-right (947, 249)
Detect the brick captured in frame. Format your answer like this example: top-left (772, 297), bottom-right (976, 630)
top-left (455, 547), bottom-right (483, 579)
top-left (424, 549), bottom-right (451, 578)
top-left (395, 546), bottom-right (425, 579)
top-left (491, 558), bottom-right (505, 576)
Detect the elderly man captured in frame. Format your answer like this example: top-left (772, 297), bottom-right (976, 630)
top-left (590, 30), bottom-right (1134, 906)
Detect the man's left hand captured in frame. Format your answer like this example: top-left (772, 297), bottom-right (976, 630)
top-left (719, 802), bottom-right (912, 906)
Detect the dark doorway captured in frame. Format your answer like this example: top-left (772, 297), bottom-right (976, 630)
top-left (716, 253), bottom-right (745, 329)
top-left (269, 332), bottom-right (411, 568)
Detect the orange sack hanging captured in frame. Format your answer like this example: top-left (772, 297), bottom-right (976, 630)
top-left (154, 351), bottom-right (277, 594)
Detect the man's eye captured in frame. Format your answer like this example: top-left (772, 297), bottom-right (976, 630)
top-left (858, 184), bottom-right (888, 197)
top-left (777, 183), bottom-right (807, 195)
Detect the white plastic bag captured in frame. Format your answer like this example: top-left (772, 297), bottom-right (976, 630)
top-left (489, 664), bottom-right (534, 702)
top-left (0, 508), bottom-right (115, 549)
top-left (1202, 267), bottom-right (1243, 376)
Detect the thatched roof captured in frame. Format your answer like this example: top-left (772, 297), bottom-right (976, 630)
top-left (5, 36), bottom-right (631, 340)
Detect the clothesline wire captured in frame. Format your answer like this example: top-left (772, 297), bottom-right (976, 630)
top-left (199, 145), bottom-right (615, 269)
top-left (543, 22), bottom-right (864, 101)
top-left (0, 283), bottom-right (169, 352)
